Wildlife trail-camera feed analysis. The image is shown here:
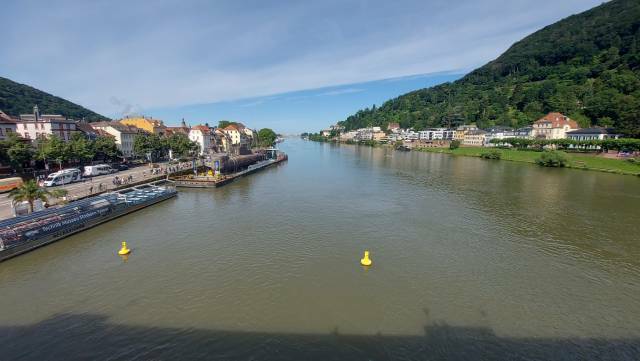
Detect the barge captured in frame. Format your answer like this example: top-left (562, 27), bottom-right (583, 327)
top-left (0, 180), bottom-right (177, 262)
top-left (172, 149), bottom-right (287, 188)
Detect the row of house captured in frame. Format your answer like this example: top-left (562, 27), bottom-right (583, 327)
top-left (329, 113), bottom-right (622, 147)
top-left (0, 106), bottom-right (258, 158)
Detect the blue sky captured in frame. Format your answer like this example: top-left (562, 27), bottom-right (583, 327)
top-left (0, 0), bottom-right (605, 133)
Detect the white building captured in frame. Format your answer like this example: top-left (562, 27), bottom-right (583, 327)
top-left (90, 121), bottom-right (139, 158)
top-left (188, 125), bottom-right (216, 155)
top-left (16, 105), bottom-right (79, 142)
top-left (401, 130), bottom-right (419, 141)
top-left (340, 131), bottom-right (358, 141)
top-left (566, 128), bottom-right (621, 141)
top-left (532, 112), bottom-right (579, 139)
top-left (418, 128), bottom-right (454, 141)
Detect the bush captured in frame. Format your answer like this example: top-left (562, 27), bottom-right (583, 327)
top-left (536, 150), bottom-right (569, 167)
top-left (626, 157), bottom-right (640, 165)
top-left (480, 149), bottom-right (502, 159)
top-left (449, 140), bottom-right (461, 150)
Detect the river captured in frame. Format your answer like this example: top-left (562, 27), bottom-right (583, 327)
top-left (1, 139), bottom-right (639, 360)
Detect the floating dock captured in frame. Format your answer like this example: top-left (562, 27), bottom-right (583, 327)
top-left (171, 150), bottom-right (287, 188)
top-left (0, 180), bottom-right (177, 262)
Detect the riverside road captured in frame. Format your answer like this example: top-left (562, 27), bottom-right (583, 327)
top-left (0, 161), bottom-right (200, 220)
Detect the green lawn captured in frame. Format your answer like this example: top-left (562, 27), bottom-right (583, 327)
top-left (416, 146), bottom-right (640, 176)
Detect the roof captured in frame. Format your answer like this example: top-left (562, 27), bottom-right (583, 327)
top-left (90, 121), bottom-right (140, 134)
top-left (567, 127), bottom-right (618, 135)
top-left (0, 110), bottom-right (16, 124)
top-left (223, 124), bottom-right (242, 131)
top-left (18, 114), bottom-right (76, 123)
top-left (75, 122), bottom-right (97, 133)
top-left (534, 112), bottom-right (579, 129)
top-left (191, 125), bottom-right (211, 134)
top-left (467, 130), bottom-right (487, 135)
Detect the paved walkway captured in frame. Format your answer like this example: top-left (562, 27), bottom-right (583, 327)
top-left (0, 161), bottom-right (201, 220)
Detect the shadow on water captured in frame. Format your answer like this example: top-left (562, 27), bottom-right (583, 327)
top-left (1, 313), bottom-right (638, 360)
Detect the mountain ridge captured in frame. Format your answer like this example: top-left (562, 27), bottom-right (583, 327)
top-left (0, 76), bottom-right (109, 121)
top-left (339, 0), bottom-right (640, 136)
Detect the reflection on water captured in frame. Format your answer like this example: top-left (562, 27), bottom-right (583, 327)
top-left (0, 139), bottom-right (639, 359)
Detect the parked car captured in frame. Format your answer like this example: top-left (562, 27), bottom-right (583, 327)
top-left (117, 164), bottom-right (129, 171)
top-left (43, 169), bottom-right (82, 187)
top-left (83, 164), bottom-right (116, 177)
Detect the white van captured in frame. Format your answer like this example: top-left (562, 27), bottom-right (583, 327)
top-left (83, 164), bottom-right (116, 177)
top-left (43, 169), bottom-right (82, 187)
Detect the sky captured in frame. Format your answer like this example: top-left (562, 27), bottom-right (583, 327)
top-left (0, 0), bottom-right (605, 133)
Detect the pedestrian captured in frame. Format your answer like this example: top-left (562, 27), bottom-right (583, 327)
top-left (89, 185), bottom-right (93, 195)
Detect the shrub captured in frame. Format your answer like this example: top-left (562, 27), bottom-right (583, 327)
top-left (449, 140), bottom-right (461, 150)
top-left (480, 149), bottom-right (502, 159)
top-left (536, 150), bottom-right (569, 167)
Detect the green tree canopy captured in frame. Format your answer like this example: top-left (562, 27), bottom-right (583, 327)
top-left (257, 128), bottom-right (277, 147)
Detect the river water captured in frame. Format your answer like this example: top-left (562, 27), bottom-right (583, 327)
top-left (1, 139), bottom-right (639, 360)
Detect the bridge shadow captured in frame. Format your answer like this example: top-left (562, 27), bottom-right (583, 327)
top-left (0, 314), bottom-right (638, 360)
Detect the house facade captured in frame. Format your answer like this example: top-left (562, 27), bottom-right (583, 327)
top-left (90, 121), bottom-right (139, 157)
top-left (566, 128), bottom-right (621, 141)
top-left (189, 125), bottom-right (219, 155)
top-left (419, 128), bottom-right (454, 141)
top-left (532, 112), bottom-right (579, 139)
top-left (0, 111), bottom-right (17, 141)
top-left (16, 106), bottom-right (78, 142)
top-left (120, 116), bottom-right (167, 136)
top-left (462, 130), bottom-right (487, 146)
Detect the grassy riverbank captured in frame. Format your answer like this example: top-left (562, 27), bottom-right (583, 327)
top-left (416, 147), bottom-right (640, 176)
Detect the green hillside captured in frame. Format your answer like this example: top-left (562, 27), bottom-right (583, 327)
top-left (340, 0), bottom-right (640, 136)
top-left (0, 76), bottom-right (109, 121)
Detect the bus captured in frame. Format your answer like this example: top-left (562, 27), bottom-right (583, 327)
top-left (0, 177), bottom-right (23, 193)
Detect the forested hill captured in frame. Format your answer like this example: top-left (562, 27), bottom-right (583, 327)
top-left (0, 76), bottom-right (109, 121)
top-left (340, 0), bottom-right (640, 136)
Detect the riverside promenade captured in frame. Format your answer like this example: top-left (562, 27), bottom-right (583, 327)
top-left (0, 160), bottom-right (202, 220)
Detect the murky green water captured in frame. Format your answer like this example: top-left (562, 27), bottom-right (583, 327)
top-left (1, 139), bottom-right (639, 360)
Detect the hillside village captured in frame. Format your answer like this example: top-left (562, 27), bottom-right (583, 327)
top-left (316, 112), bottom-right (632, 150)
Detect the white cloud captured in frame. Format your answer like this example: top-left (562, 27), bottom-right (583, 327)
top-left (0, 0), bottom-right (605, 117)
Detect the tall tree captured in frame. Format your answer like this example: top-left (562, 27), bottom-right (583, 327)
top-left (37, 135), bottom-right (69, 170)
top-left (257, 128), bottom-right (277, 147)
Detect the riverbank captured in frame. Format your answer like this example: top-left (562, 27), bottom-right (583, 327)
top-left (416, 146), bottom-right (640, 176)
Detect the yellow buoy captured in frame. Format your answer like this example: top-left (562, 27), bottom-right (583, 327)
top-left (360, 250), bottom-right (372, 266)
top-left (118, 241), bottom-right (131, 255)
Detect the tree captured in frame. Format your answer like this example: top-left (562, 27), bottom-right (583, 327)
top-left (257, 128), bottom-right (277, 147)
top-left (165, 133), bottom-right (198, 158)
top-left (68, 133), bottom-right (95, 164)
top-left (449, 140), bottom-right (461, 149)
top-left (93, 135), bottom-right (120, 161)
top-left (37, 135), bottom-right (69, 170)
top-left (0, 133), bottom-right (33, 171)
top-left (134, 134), bottom-right (165, 162)
top-left (9, 180), bottom-right (68, 213)
top-left (218, 120), bottom-right (237, 129)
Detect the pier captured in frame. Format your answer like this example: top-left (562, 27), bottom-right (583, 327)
top-left (170, 149), bottom-right (288, 188)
